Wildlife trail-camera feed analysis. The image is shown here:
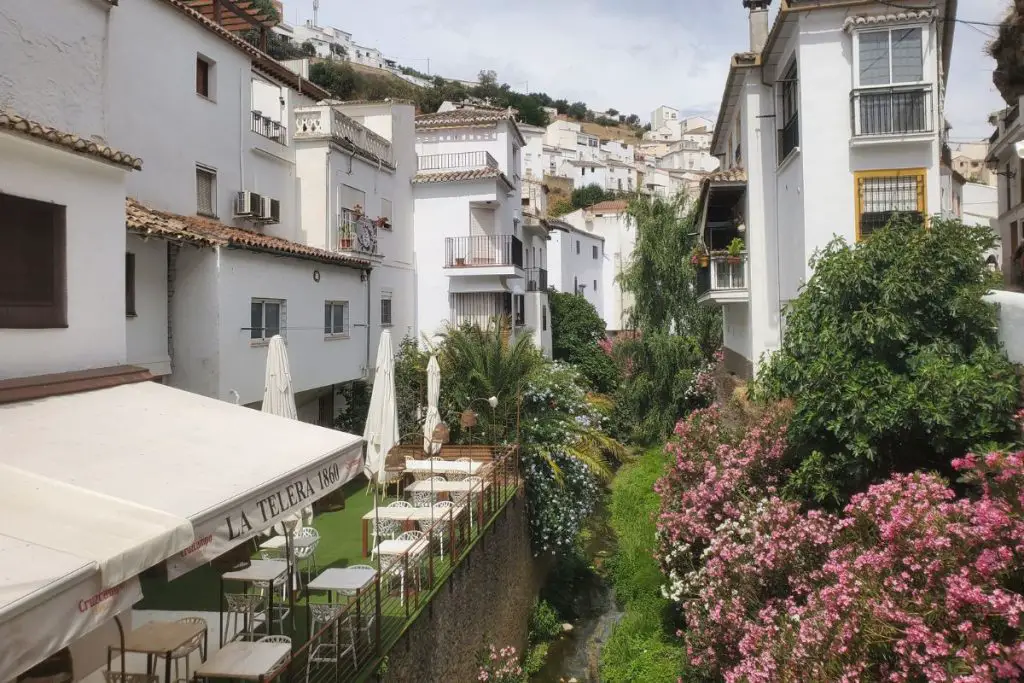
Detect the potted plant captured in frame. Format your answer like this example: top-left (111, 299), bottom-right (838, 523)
top-left (340, 233), bottom-right (353, 249)
top-left (726, 237), bottom-right (745, 264)
top-left (690, 244), bottom-right (708, 267)
top-left (374, 216), bottom-right (391, 230)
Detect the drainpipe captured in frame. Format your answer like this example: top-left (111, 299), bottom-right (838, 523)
top-left (365, 267), bottom-right (372, 377)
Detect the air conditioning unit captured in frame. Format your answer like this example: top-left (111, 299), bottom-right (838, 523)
top-left (260, 196), bottom-right (281, 224)
top-left (234, 191), bottom-right (263, 218)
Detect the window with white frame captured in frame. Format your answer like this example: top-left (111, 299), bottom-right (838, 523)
top-left (380, 291), bottom-right (393, 326)
top-left (196, 165), bottom-right (217, 217)
top-left (380, 197), bottom-right (392, 229)
top-left (324, 300), bottom-right (349, 337)
top-left (853, 27), bottom-right (929, 136)
top-left (251, 298), bottom-right (284, 341)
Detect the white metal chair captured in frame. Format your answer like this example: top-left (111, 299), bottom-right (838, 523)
top-left (448, 457), bottom-right (472, 481)
top-left (169, 616), bottom-right (207, 682)
top-left (371, 517), bottom-right (401, 554)
top-left (305, 603), bottom-right (355, 682)
top-left (430, 501), bottom-right (456, 560)
top-left (456, 476), bottom-right (483, 527)
top-left (294, 527), bottom-right (320, 585)
top-left (386, 531), bottom-right (427, 603)
top-left (103, 674), bottom-right (157, 683)
top-left (256, 551), bottom-right (292, 626)
top-left (407, 456), bottom-right (433, 481)
top-left (387, 500), bottom-right (413, 508)
top-left (258, 635), bottom-right (292, 644)
top-left (411, 476), bottom-right (446, 507)
top-left (223, 592), bottom-right (267, 642)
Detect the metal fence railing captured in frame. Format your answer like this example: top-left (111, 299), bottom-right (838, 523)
top-left (851, 86), bottom-right (932, 137)
top-left (525, 267), bottom-right (547, 292)
top-left (445, 235), bottom-right (523, 268)
top-left (252, 111), bottom-right (286, 143)
top-left (255, 446), bottom-right (522, 683)
top-left (417, 152), bottom-right (499, 173)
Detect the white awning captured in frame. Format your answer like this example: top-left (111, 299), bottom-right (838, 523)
top-left (0, 380), bottom-right (364, 681)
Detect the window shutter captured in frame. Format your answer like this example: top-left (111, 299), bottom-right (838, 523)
top-left (0, 193), bottom-right (66, 328)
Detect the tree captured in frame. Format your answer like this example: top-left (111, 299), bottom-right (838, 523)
top-left (300, 40), bottom-right (316, 57)
top-left (549, 197), bottom-right (574, 217)
top-left (642, 122), bottom-right (652, 132)
top-left (478, 69), bottom-right (498, 87)
top-left (988, 1), bottom-right (1024, 104)
top-left (549, 291), bottom-right (618, 393)
top-left (755, 217), bottom-right (1021, 505)
top-left (567, 101), bottom-right (589, 120)
top-left (605, 108), bottom-right (619, 117)
top-left (594, 116), bottom-right (617, 127)
top-left (553, 99), bottom-right (570, 115)
top-left (619, 194), bottom-right (719, 351)
top-left (570, 184), bottom-right (612, 211)
top-left (626, 113), bottom-right (640, 126)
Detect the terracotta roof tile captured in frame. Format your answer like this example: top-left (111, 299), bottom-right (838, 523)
top-left (0, 110), bottom-right (143, 170)
top-left (842, 9), bottom-right (934, 31)
top-left (126, 199), bottom-right (370, 267)
top-left (415, 108), bottom-right (516, 128)
top-left (587, 200), bottom-right (629, 213)
top-left (705, 167), bottom-right (747, 184)
top-left (412, 168), bottom-right (511, 185)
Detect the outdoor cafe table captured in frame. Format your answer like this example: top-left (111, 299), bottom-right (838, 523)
top-left (257, 534), bottom-right (318, 553)
top-left (194, 641), bottom-right (290, 682)
top-left (359, 505), bottom-right (465, 556)
top-left (219, 559), bottom-right (288, 646)
top-left (305, 567), bottom-right (378, 642)
top-left (404, 479), bottom-right (490, 527)
top-left (108, 620), bottom-right (207, 683)
top-left (403, 459), bottom-right (486, 476)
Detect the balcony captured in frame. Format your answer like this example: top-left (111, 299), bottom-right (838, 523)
top-left (251, 111), bottom-right (286, 143)
top-left (697, 253), bottom-right (749, 305)
top-left (417, 151), bottom-right (499, 173)
top-left (525, 267), bottom-right (548, 292)
top-left (293, 105), bottom-right (394, 167)
top-left (445, 235), bottom-right (523, 276)
top-left (851, 86), bottom-right (933, 139)
top-left (450, 292), bottom-right (524, 328)
top-left (335, 209), bottom-right (380, 257)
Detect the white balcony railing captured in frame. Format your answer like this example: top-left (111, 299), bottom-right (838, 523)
top-left (697, 253), bottom-right (747, 299)
top-left (293, 105), bottom-right (394, 166)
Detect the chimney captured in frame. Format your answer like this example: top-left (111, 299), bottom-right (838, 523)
top-left (743, 0), bottom-right (772, 54)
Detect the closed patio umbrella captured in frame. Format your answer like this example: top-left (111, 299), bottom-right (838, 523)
top-left (262, 335), bottom-right (297, 420)
top-left (363, 330), bottom-right (399, 487)
top-left (422, 355), bottom-right (442, 455)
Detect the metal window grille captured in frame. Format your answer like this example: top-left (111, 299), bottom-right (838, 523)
top-left (380, 296), bottom-right (392, 326)
top-left (857, 173), bottom-right (924, 238)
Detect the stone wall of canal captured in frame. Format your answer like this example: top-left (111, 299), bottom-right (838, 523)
top-left (380, 491), bottom-right (540, 682)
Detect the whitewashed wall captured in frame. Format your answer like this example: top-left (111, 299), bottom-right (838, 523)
top-left (985, 291), bottom-right (1024, 365)
top-left (0, 136), bottom-right (130, 380)
top-left (126, 236), bottom-right (171, 376)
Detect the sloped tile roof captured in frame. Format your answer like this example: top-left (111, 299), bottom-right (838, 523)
top-left (415, 108), bottom-right (515, 128)
top-left (705, 167), bottom-right (747, 184)
top-left (126, 198), bottom-right (370, 267)
top-left (587, 200), bottom-right (629, 213)
top-left (843, 9), bottom-right (934, 31)
top-left (412, 167), bottom-right (511, 185)
top-left (0, 110), bottom-right (143, 170)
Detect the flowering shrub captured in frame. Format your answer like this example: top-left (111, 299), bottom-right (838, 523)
top-left (658, 393), bottom-right (1024, 681)
top-left (655, 403), bottom-right (791, 599)
top-left (683, 348), bottom-right (722, 405)
top-left (477, 645), bottom-right (525, 682)
top-left (519, 362), bottom-right (606, 554)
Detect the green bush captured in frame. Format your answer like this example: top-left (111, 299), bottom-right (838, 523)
top-left (755, 217), bottom-right (1021, 504)
top-left (528, 600), bottom-right (563, 644)
top-left (549, 290), bottom-right (619, 393)
top-left (601, 448), bottom-right (684, 682)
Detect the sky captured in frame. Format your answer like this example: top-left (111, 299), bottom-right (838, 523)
top-left (294, 0), bottom-right (1011, 142)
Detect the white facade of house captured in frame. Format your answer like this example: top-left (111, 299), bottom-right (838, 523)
top-left (563, 159), bottom-right (611, 190)
top-left (413, 109), bottom-right (552, 357)
top-left (698, 1), bottom-right (956, 378)
top-left (562, 203), bottom-right (634, 332)
top-left (547, 223), bottom-right (605, 318)
top-left (988, 96), bottom-right (1024, 286)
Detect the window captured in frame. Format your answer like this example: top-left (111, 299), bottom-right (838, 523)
top-left (324, 300), bottom-right (349, 337)
top-left (0, 192), bottom-right (66, 328)
top-left (857, 28), bottom-right (923, 86)
top-left (380, 291), bottom-right (393, 327)
top-left (779, 59), bottom-right (799, 161)
top-left (542, 305), bottom-right (547, 331)
top-left (196, 55), bottom-right (213, 98)
top-left (854, 169), bottom-right (926, 240)
top-left (576, 240), bottom-right (580, 255)
top-left (593, 279), bottom-right (598, 292)
top-left (592, 245), bottom-right (598, 259)
top-left (573, 276), bottom-right (578, 293)
top-left (196, 165), bottom-right (217, 217)
top-left (251, 298), bottom-right (284, 341)
top-left (341, 184), bottom-right (366, 213)
top-left (125, 253), bottom-right (136, 317)
top-left (380, 198), bottom-right (392, 229)
top-left (1008, 165), bottom-right (1014, 213)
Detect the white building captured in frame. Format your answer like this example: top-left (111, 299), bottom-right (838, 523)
top-left (413, 108), bottom-right (552, 357)
top-left (987, 99), bottom-right (1024, 285)
top-left (547, 220), bottom-right (605, 318)
top-left (562, 200), bottom-right (635, 332)
top-left (697, 0), bottom-right (957, 378)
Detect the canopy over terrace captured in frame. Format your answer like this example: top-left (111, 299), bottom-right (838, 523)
top-left (0, 378), bottom-right (363, 681)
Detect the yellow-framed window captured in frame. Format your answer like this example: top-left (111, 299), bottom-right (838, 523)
top-left (854, 168), bottom-right (926, 241)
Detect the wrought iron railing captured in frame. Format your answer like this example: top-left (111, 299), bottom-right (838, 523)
top-left (851, 86), bottom-right (933, 137)
top-left (445, 235), bottom-right (523, 268)
top-left (417, 152), bottom-right (499, 172)
top-left (697, 253), bottom-right (747, 298)
top-left (251, 111), bottom-right (286, 143)
top-left (260, 446), bottom-right (522, 683)
top-left (778, 113), bottom-right (798, 161)
top-left (525, 268), bottom-right (548, 292)
top-left (336, 210), bottom-right (379, 256)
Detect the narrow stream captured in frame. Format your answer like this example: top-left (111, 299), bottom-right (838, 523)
top-left (532, 504), bottom-right (624, 682)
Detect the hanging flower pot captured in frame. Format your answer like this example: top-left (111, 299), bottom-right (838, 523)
top-left (699, 255), bottom-right (710, 267)
top-left (726, 255), bottom-right (741, 265)
top-left (340, 237), bottom-right (353, 249)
